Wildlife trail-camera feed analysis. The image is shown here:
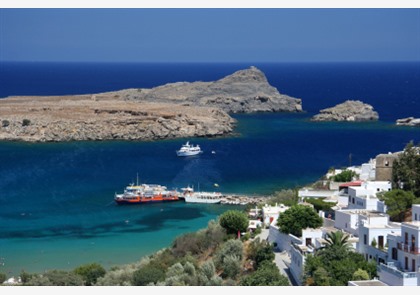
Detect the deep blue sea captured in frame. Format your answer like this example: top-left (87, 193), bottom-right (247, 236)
top-left (0, 62), bottom-right (419, 277)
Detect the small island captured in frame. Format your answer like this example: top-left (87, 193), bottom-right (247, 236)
top-left (396, 117), bottom-right (420, 127)
top-left (311, 100), bottom-right (379, 122)
top-left (0, 67), bottom-right (302, 142)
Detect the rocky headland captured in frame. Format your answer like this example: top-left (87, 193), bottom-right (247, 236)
top-left (0, 66), bottom-right (301, 142)
top-left (396, 117), bottom-right (420, 127)
top-left (113, 66), bottom-right (302, 113)
top-left (311, 100), bottom-right (379, 122)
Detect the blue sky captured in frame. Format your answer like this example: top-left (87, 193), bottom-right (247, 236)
top-left (1, 8), bottom-right (419, 62)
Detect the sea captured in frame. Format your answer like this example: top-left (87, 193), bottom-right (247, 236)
top-left (0, 61), bottom-right (419, 277)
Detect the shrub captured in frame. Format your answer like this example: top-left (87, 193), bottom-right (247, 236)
top-left (352, 268), bottom-right (370, 281)
top-left (331, 169), bottom-right (356, 182)
top-left (26, 270), bottom-right (84, 286)
top-left (240, 261), bottom-right (290, 286)
top-left (131, 264), bottom-right (165, 286)
top-left (277, 205), bottom-right (323, 237)
top-left (73, 262), bottom-right (106, 286)
top-left (1, 120), bottom-right (10, 128)
top-left (221, 255), bottom-right (241, 279)
top-left (22, 119), bottom-right (31, 126)
top-left (214, 239), bottom-right (244, 269)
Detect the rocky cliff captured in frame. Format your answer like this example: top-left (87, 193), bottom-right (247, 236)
top-left (0, 95), bottom-right (235, 142)
top-left (396, 117), bottom-right (420, 127)
top-left (311, 100), bottom-right (379, 122)
top-left (116, 66), bottom-right (302, 113)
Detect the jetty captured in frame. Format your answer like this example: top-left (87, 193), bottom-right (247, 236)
top-left (218, 193), bottom-right (269, 205)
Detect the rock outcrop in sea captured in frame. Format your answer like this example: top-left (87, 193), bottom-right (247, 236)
top-left (311, 100), bottom-right (379, 122)
top-left (116, 66), bottom-right (303, 113)
top-left (396, 117), bottom-right (420, 127)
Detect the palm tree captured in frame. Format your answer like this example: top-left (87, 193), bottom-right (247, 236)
top-left (323, 230), bottom-right (353, 251)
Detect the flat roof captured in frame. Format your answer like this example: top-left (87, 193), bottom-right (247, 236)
top-left (349, 280), bottom-right (388, 286)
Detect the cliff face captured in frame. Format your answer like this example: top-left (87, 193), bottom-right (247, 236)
top-left (118, 66), bottom-right (303, 113)
top-left (311, 100), bottom-right (379, 122)
top-left (0, 95), bottom-right (235, 142)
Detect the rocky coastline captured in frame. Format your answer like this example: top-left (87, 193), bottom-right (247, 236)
top-left (311, 100), bottom-right (379, 122)
top-left (396, 117), bottom-right (420, 127)
top-left (0, 66), bottom-right (301, 142)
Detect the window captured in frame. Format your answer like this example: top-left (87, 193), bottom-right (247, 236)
top-left (412, 259), bottom-right (416, 272)
top-left (392, 248), bottom-right (398, 260)
top-left (364, 234), bottom-right (367, 245)
top-left (385, 160), bottom-right (389, 166)
top-left (415, 213), bottom-right (418, 221)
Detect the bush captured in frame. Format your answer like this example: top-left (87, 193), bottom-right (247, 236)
top-left (73, 262), bottom-right (106, 286)
top-left (131, 265), bottom-right (165, 286)
top-left (26, 270), bottom-right (84, 286)
top-left (1, 120), bottom-right (10, 128)
top-left (331, 170), bottom-right (356, 182)
top-left (221, 255), bottom-right (241, 279)
top-left (352, 268), bottom-right (370, 281)
top-left (214, 239), bottom-right (244, 269)
top-left (276, 205), bottom-right (323, 237)
top-left (240, 261), bottom-right (290, 286)
top-left (22, 119), bottom-right (31, 126)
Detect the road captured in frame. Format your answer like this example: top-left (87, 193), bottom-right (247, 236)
top-left (255, 228), bottom-right (298, 286)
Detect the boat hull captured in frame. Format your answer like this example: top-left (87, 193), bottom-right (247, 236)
top-left (114, 194), bottom-right (180, 205)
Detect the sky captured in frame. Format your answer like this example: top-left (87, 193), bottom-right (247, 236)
top-left (0, 7), bottom-right (419, 62)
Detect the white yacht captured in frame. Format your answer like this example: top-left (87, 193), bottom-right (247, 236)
top-left (176, 141), bottom-right (203, 157)
top-left (180, 186), bottom-right (223, 204)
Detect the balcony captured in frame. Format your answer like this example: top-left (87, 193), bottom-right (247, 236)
top-left (378, 262), bottom-right (418, 279)
top-left (397, 242), bottom-right (420, 255)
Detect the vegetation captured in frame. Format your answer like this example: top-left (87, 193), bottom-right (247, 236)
top-left (22, 119), bottom-right (31, 126)
top-left (131, 264), bottom-right (166, 286)
top-left (276, 205), bottom-right (323, 237)
top-left (323, 231), bottom-right (353, 252)
top-left (1, 120), bottom-right (9, 128)
top-left (269, 189), bottom-right (299, 207)
top-left (240, 261), bottom-right (290, 286)
top-left (392, 141), bottom-right (420, 198)
top-left (330, 169), bottom-right (357, 182)
top-left (304, 246), bottom-right (377, 286)
top-left (246, 238), bottom-right (275, 269)
top-left (219, 210), bottom-right (249, 236)
top-left (379, 189), bottom-right (418, 222)
top-left (303, 197), bottom-right (336, 212)
top-left (0, 273), bottom-right (6, 284)
top-left (25, 270), bottom-right (84, 286)
top-left (352, 269), bottom-right (370, 281)
top-left (73, 263), bottom-right (106, 286)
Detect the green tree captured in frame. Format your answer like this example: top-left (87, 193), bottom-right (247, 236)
top-left (381, 189), bottom-right (416, 221)
top-left (276, 205), bottom-right (323, 237)
top-left (392, 141), bottom-right (420, 197)
top-left (131, 265), bottom-right (165, 286)
top-left (247, 238), bottom-right (275, 269)
top-left (73, 263), bottom-right (106, 286)
top-left (304, 246), bottom-right (375, 286)
top-left (219, 210), bottom-right (249, 236)
top-left (240, 261), bottom-right (290, 286)
top-left (331, 169), bottom-right (356, 182)
top-left (323, 230), bottom-right (352, 251)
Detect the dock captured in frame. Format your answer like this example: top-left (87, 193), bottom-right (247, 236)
top-left (219, 194), bottom-right (269, 205)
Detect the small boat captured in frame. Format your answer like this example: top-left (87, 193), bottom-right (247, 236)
top-left (176, 141), bottom-right (203, 157)
top-left (180, 186), bottom-right (223, 204)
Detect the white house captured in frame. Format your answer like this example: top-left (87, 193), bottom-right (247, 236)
top-left (261, 203), bottom-right (289, 226)
top-left (357, 211), bottom-right (401, 265)
top-left (347, 181), bottom-right (391, 212)
top-left (378, 205), bottom-right (420, 286)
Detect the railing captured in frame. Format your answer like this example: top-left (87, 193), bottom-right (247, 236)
top-left (397, 242), bottom-right (420, 254)
top-left (378, 263), bottom-right (418, 279)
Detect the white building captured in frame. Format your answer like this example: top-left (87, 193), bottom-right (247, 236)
top-left (347, 181), bottom-right (391, 212)
top-left (357, 211), bottom-right (401, 265)
top-left (378, 205), bottom-right (420, 286)
top-left (261, 203), bottom-right (289, 226)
